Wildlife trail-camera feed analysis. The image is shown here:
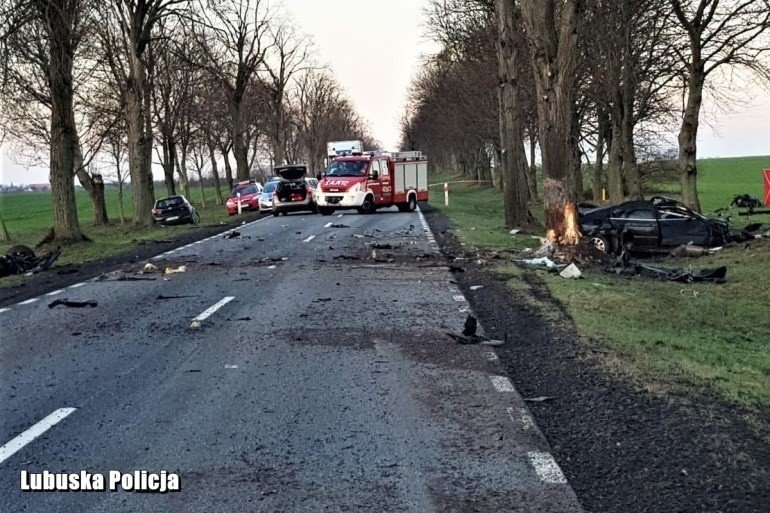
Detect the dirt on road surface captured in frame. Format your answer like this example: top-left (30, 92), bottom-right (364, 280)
top-left (420, 202), bottom-right (770, 513)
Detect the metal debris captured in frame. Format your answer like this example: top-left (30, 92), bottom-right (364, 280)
top-left (48, 298), bottom-right (98, 309)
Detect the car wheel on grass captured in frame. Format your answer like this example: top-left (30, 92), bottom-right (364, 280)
top-left (589, 235), bottom-right (611, 253)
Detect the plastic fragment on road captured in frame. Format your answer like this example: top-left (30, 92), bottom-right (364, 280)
top-left (165, 265), bottom-right (187, 275)
top-left (470, 285), bottom-right (485, 291)
top-left (189, 321), bottom-right (201, 329)
top-left (143, 263), bottom-right (159, 272)
top-left (559, 263), bottom-right (582, 279)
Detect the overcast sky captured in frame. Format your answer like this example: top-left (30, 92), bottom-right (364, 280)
top-left (1, 0), bottom-right (769, 185)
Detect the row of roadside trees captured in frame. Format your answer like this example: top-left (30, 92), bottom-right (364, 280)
top-left (403, 0), bottom-right (770, 243)
top-left (0, 0), bottom-right (375, 243)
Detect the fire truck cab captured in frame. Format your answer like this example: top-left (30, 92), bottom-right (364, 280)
top-left (315, 141), bottom-right (429, 216)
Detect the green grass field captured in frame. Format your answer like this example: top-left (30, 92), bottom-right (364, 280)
top-left (431, 156), bottom-right (770, 408)
top-left (0, 184), bottom-right (237, 266)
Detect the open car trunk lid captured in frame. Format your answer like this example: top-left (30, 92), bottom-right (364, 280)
top-left (275, 165), bottom-right (307, 181)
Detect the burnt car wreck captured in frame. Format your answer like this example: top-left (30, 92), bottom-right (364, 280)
top-left (0, 245), bottom-right (61, 278)
top-left (579, 196), bottom-right (743, 255)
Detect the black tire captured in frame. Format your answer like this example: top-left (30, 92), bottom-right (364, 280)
top-left (273, 211), bottom-right (280, 217)
top-left (358, 195), bottom-right (375, 215)
top-left (319, 207), bottom-right (335, 216)
top-left (406, 195), bottom-right (417, 212)
top-left (191, 211), bottom-right (201, 225)
top-left (5, 245), bottom-right (35, 258)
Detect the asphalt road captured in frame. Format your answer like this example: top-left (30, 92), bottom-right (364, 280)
top-left (0, 206), bottom-right (584, 512)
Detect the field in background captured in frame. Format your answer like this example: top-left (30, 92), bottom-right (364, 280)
top-left (431, 155), bottom-right (770, 408)
top-left (0, 185), bottom-right (236, 265)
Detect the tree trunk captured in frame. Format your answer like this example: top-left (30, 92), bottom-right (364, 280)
top-left (197, 173), bottom-right (206, 207)
top-left (527, 135), bottom-right (540, 201)
top-left (46, 1), bottom-right (83, 242)
top-left (177, 145), bottom-right (190, 198)
top-left (521, 0), bottom-right (581, 244)
top-left (73, 138), bottom-right (108, 226)
top-left (208, 142), bottom-right (224, 205)
top-left (162, 132), bottom-right (176, 196)
top-left (678, 66), bottom-right (704, 212)
top-left (125, 50), bottom-right (156, 226)
top-left (622, 98), bottom-right (642, 200)
top-left (117, 183), bottom-right (126, 225)
top-left (593, 110), bottom-right (606, 203)
top-left (0, 215), bottom-right (11, 241)
top-left (496, 0), bottom-right (531, 229)
top-left (231, 100), bottom-right (250, 181)
top-left (569, 110), bottom-right (584, 201)
top-left (221, 145), bottom-right (234, 191)
top-left (607, 118), bottom-right (624, 204)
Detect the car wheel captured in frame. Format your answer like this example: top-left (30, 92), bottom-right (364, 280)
top-left (272, 211), bottom-right (279, 217)
top-left (358, 195), bottom-right (375, 215)
top-left (406, 195), bottom-right (416, 212)
top-left (191, 211), bottom-right (201, 225)
top-left (589, 235), bottom-right (610, 253)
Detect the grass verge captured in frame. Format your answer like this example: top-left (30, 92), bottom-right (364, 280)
top-left (431, 156), bottom-right (770, 408)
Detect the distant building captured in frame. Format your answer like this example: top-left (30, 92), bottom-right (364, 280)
top-left (24, 183), bottom-right (51, 192)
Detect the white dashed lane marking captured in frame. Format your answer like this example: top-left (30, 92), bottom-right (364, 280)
top-left (193, 296), bottom-right (235, 322)
top-left (324, 222), bottom-right (333, 228)
top-left (490, 375), bottom-right (515, 392)
top-left (0, 408), bottom-right (77, 465)
top-left (528, 452), bottom-right (568, 484)
top-left (303, 235), bottom-right (316, 243)
top-left (507, 406), bottom-right (535, 430)
top-left (18, 298), bottom-right (39, 305)
top-left (68, 282), bottom-right (85, 289)
top-left (453, 295), bottom-right (466, 302)
top-left (46, 289), bottom-right (64, 296)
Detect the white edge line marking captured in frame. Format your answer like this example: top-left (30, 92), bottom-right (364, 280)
top-left (453, 295), bottom-right (466, 302)
top-left (485, 351), bottom-right (499, 361)
top-left (303, 235), bottom-right (316, 243)
top-left (68, 282), bottom-right (85, 289)
top-left (337, 214), bottom-right (343, 218)
top-left (0, 307), bottom-right (11, 314)
top-left (0, 408), bottom-right (77, 465)
top-left (507, 406), bottom-right (535, 430)
top-left (193, 296), bottom-right (235, 322)
top-left (46, 289), bottom-right (65, 296)
top-left (225, 365), bottom-right (238, 369)
top-left (528, 452), bottom-right (568, 484)
top-left (18, 298), bottom-right (39, 305)
top-left (490, 375), bottom-right (515, 392)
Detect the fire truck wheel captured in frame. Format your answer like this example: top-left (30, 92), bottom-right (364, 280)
top-left (358, 195), bottom-right (375, 214)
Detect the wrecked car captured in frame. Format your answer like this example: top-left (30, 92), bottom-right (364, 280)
top-left (152, 195), bottom-right (200, 225)
top-left (0, 245), bottom-right (61, 278)
top-left (579, 196), bottom-right (730, 254)
top-left (272, 165), bottom-right (319, 216)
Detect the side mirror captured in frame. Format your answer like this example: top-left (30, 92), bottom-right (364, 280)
top-left (369, 170), bottom-right (379, 180)
top-left (316, 173), bottom-right (323, 180)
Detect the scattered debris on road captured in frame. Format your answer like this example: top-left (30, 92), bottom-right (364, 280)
top-left (189, 321), bottom-right (202, 329)
top-left (165, 265), bottom-right (187, 275)
top-left (144, 263), bottom-right (159, 272)
top-left (48, 298), bottom-right (98, 309)
top-left (329, 223), bottom-right (349, 228)
top-left (156, 294), bottom-right (197, 300)
top-left (470, 285), bottom-right (484, 291)
top-left (523, 396), bottom-right (555, 403)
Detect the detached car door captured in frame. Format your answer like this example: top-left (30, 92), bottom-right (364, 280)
top-left (657, 205), bottom-right (711, 246)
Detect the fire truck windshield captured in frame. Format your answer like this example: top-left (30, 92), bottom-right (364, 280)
top-left (325, 161), bottom-right (368, 177)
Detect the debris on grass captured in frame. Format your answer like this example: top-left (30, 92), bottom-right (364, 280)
top-left (559, 263), bottom-right (582, 279)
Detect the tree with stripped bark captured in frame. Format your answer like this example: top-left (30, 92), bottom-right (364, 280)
top-left (520, 0), bottom-right (583, 244)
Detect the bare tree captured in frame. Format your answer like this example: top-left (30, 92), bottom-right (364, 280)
top-left (496, 0), bottom-right (532, 228)
top-left (191, 0), bottom-right (272, 181)
top-left (669, 0), bottom-right (770, 211)
top-left (101, 0), bottom-right (188, 226)
top-left (520, 0), bottom-right (583, 244)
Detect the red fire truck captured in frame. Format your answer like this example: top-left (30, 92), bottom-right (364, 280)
top-left (315, 141), bottom-right (429, 216)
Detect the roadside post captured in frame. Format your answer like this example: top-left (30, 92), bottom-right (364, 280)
top-left (444, 183), bottom-right (449, 206)
top-left (237, 193), bottom-right (242, 215)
